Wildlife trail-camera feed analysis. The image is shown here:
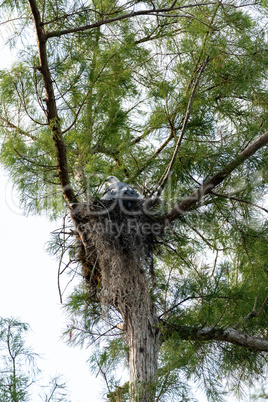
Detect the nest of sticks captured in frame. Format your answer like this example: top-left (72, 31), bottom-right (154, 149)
top-left (71, 199), bottom-right (164, 305)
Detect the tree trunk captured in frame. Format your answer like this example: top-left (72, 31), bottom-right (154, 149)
top-left (99, 247), bottom-right (160, 401)
top-left (127, 299), bottom-right (160, 401)
top-left (72, 202), bottom-right (160, 401)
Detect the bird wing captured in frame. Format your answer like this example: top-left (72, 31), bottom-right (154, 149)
top-left (120, 185), bottom-right (139, 198)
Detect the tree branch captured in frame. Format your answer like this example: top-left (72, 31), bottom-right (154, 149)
top-left (0, 116), bottom-right (38, 141)
top-left (28, 0), bottom-right (78, 206)
top-left (165, 130), bottom-right (268, 223)
top-left (45, 3), bottom-right (217, 39)
top-left (152, 55), bottom-right (210, 198)
top-left (12, 147), bottom-right (57, 170)
top-left (163, 323), bottom-right (268, 352)
top-left (210, 191), bottom-right (268, 214)
top-left (234, 296), bottom-right (268, 329)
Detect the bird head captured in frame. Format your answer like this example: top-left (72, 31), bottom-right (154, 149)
top-left (105, 176), bottom-right (120, 185)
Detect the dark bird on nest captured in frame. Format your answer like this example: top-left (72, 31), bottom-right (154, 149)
top-left (101, 176), bottom-right (141, 201)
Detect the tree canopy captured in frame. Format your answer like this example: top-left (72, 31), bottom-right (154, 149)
top-left (0, 0), bottom-right (268, 400)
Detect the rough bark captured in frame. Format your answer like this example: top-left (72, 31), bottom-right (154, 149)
top-left (100, 250), bottom-right (160, 401)
top-left (114, 257), bottom-right (160, 401)
top-left (125, 275), bottom-right (160, 401)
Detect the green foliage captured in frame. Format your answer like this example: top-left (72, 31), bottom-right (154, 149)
top-left (0, 317), bottom-right (70, 401)
top-left (0, 317), bottom-right (38, 401)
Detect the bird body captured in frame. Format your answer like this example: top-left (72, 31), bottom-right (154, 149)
top-left (101, 176), bottom-right (141, 200)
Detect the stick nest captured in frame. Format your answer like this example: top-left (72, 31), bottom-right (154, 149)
top-left (71, 199), bottom-right (164, 305)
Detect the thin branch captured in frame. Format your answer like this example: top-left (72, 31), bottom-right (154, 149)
top-left (96, 360), bottom-right (112, 394)
top-left (152, 12), bottom-right (212, 28)
top-left (61, 97), bottom-right (88, 134)
top-left (0, 116), bottom-right (38, 141)
top-left (12, 147), bottom-right (57, 170)
top-left (128, 129), bottom-right (175, 181)
top-left (57, 258), bottom-right (63, 304)
top-left (159, 239), bottom-right (192, 268)
top-left (45, 3), bottom-right (218, 39)
top-left (234, 296), bottom-right (268, 329)
top-left (41, 7), bottom-right (98, 26)
top-left (152, 131), bottom-right (174, 158)
top-left (159, 295), bottom-right (204, 319)
top-left (14, 78), bottom-right (48, 126)
top-left (210, 191), bottom-right (268, 214)
top-left (0, 18), bottom-right (26, 26)
top-left (185, 222), bottom-right (215, 249)
top-left (87, 325), bottom-right (122, 347)
top-left (151, 55), bottom-right (210, 198)
top-left (165, 130), bottom-right (268, 223)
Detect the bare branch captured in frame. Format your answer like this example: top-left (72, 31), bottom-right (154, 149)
top-left (0, 17), bottom-right (27, 27)
top-left (165, 130), bottom-right (268, 223)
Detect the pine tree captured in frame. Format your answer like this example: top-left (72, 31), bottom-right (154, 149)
top-left (0, 0), bottom-right (268, 400)
top-left (0, 317), bottom-right (70, 401)
top-left (0, 318), bottom-right (38, 401)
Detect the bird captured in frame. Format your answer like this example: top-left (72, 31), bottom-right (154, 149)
top-left (100, 176), bottom-right (141, 201)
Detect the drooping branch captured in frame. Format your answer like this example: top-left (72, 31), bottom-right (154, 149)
top-left (28, 0), bottom-right (78, 206)
top-left (163, 324), bottom-right (268, 352)
top-left (165, 130), bottom-right (268, 223)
